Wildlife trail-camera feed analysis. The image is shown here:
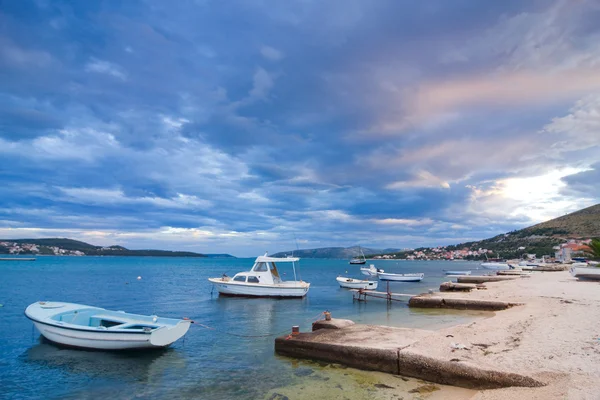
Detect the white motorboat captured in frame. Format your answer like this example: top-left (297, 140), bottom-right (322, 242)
top-left (360, 264), bottom-right (383, 277)
top-left (25, 302), bottom-right (191, 350)
top-left (349, 246), bottom-right (367, 265)
top-left (570, 262), bottom-right (589, 267)
top-left (570, 267), bottom-right (600, 281)
top-left (208, 253), bottom-right (309, 298)
top-left (480, 262), bottom-right (510, 270)
top-left (336, 276), bottom-right (378, 290)
top-left (377, 272), bottom-right (424, 282)
top-left (444, 270), bottom-right (471, 275)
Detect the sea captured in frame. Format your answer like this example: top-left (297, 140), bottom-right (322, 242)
top-left (0, 256), bottom-right (484, 400)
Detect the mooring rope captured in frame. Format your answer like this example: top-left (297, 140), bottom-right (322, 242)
top-left (191, 311), bottom-right (328, 338)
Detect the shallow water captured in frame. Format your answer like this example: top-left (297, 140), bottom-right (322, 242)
top-left (0, 257), bottom-right (483, 399)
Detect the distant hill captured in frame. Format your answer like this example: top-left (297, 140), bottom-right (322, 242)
top-left (460, 203), bottom-right (600, 257)
top-left (377, 203), bottom-right (600, 260)
top-left (520, 204), bottom-right (600, 238)
top-left (271, 245), bottom-right (401, 259)
top-left (0, 238), bottom-right (230, 257)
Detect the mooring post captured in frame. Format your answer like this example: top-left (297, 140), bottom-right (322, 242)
top-left (387, 281), bottom-right (391, 303)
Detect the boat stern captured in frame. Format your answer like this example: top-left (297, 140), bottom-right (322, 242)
top-left (149, 320), bottom-right (192, 347)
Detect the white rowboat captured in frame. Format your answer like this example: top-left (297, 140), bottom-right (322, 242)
top-left (444, 270), bottom-right (471, 275)
top-left (570, 267), bottom-right (600, 281)
top-left (480, 262), bottom-right (510, 270)
top-left (377, 272), bottom-right (424, 282)
top-left (336, 276), bottom-right (378, 290)
top-left (25, 302), bottom-right (191, 350)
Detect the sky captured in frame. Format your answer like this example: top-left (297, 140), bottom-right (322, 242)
top-left (1, 0), bottom-right (599, 256)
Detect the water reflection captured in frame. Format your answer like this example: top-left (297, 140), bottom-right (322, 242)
top-left (23, 338), bottom-right (186, 384)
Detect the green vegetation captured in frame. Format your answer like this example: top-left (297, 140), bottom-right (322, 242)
top-left (585, 238), bottom-right (600, 260)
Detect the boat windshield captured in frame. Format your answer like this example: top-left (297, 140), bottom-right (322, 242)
top-left (253, 262), bottom-right (268, 272)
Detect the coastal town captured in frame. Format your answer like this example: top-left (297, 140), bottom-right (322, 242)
top-left (0, 241), bottom-right (85, 256)
top-left (372, 238), bottom-right (593, 262)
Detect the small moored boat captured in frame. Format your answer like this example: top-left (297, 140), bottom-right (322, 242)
top-left (570, 267), bottom-right (600, 281)
top-left (208, 253), bottom-right (309, 298)
top-left (25, 302), bottom-right (191, 350)
top-left (360, 264), bottom-right (383, 277)
top-left (444, 270), bottom-right (471, 275)
top-left (349, 246), bottom-right (367, 265)
top-left (377, 272), bottom-right (424, 282)
top-left (480, 262), bottom-right (510, 270)
top-left (336, 276), bottom-right (378, 290)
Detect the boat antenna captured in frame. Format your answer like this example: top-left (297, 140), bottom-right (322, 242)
top-left (293, 234), bottom-right (301, 282)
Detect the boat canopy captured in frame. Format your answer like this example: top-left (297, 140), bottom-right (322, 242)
top-left (254, 255), bottom-right (299, 263)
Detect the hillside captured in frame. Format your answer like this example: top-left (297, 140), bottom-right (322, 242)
top-left (0, 238), bottom-right (223, 257)
top-left (520, 203), bottom-right (600, 238)
top-left (271, 246), bottom-right (401, 259)
top-left (377, 203), bottom-right (600, 260)
top-left (272, 205), bottom-right (598, 260)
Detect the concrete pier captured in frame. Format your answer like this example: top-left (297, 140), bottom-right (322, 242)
top-left (408, 295), bottom-right (520, 311)
top-left (456, 275), bottom-right (520, 284)
top-left (275, 322), bottom-right (543, 389)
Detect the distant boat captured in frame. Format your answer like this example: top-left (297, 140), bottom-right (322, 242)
top-left (336, 276), bottom-right (378, 290)
top-left (570, 266), bottom-right (600, 281)
top-left (349, 246), bottom-right (367, 265)
top-left (444, 270), bottom-right (471, 275)
top-left (377, 272), bottom-right (424, 282)
top-left (25, 302), bottom-right (191, 350)
top-left (0, 257), bottom-right (36, 261)
top-left (480, 262), bottom-right (510, 270)
top-left (360, 264), bottom-right (383, 277)
top-left (208, 253), bottom-right (309, 298)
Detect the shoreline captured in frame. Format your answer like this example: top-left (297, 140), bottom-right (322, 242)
top-left (276, 271), bottom-right (600, 399)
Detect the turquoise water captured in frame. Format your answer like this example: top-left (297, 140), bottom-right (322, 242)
top-left (0, 257), bottom-right (482, 399)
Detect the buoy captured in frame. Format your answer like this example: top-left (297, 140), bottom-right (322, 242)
top-left (137, 276), bottom-right (142, 280)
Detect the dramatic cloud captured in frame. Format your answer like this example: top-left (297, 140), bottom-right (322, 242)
top-left (0, 0), bottom-right (599, 255)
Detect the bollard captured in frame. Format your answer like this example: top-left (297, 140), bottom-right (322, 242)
top-left (292, 326), bottom-right (300, 335)
top-left (324, 311), bottom-right (332, 321)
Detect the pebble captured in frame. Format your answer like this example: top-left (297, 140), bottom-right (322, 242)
top-left (374, 383), bottom-right (394, 389)
top-left (293, 368), bottom-right (314, 377)
top-left (408, 384), bottom-right (441, 394)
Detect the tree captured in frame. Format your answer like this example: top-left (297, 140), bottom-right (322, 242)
top-left (585, 238), bottom-right (600, 261)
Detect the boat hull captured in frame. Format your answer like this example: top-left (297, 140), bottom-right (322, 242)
top-left (349, 260), bottom-right (366, 265)
top-left (209, 279), bottom-right (309, 298)
top-left (570, 267), bottom-right (600, 281)
top-left (377, 272), bottom-right (424, 282)
top-left (444, 270), bottom-right (471, 275)
top-left (336, 277), bottom-right (378, 290)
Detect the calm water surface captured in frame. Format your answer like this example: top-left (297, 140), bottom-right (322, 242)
top-left (0, 257), bottom-right (483, 399)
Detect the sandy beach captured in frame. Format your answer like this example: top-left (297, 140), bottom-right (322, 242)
top-left (415, 270), bottom-right (600, 399)
top-left (276, 270), bottom-right (600, 399)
